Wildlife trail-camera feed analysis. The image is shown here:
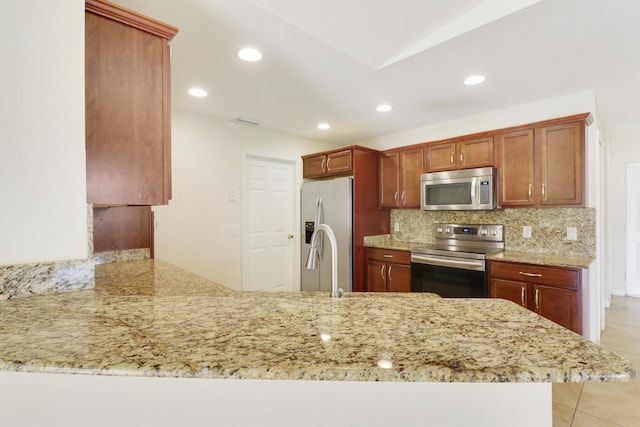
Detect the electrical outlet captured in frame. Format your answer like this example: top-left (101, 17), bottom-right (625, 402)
top-left (230, 224), bottom-right (240, 235)
top-left (522, 226), bottom-right (532, 238)
top-left (567, 227), bottom-right (577, 240)
top-left (394, 222), bottom-right (400, 232)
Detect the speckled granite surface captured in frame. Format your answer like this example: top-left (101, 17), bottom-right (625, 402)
top-left (488, 250), bottom-right (593, 269)
top-left (390, 207), bottom-right (595, 257)
top-left (0, 259), bottom-right (95, 301)
top-left (0, 260), bottom-right (633, 383)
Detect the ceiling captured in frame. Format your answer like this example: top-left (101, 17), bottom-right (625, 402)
top-left (114, 0), bottom-right (640, 145)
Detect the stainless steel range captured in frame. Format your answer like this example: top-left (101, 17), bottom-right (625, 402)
top-left (410, 223), bottom-right (504, 297)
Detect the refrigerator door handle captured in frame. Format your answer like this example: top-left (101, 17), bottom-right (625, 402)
top-left (315, 197), bottom-right (324, 261)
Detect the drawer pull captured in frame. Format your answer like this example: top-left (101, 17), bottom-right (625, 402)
top-left (519, 272), bottom-right (542, 277)
top-left (383, 254), bottom-right (393, 258)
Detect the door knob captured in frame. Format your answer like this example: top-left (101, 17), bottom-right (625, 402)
top-left (287, 234), bottom-right (294, 239)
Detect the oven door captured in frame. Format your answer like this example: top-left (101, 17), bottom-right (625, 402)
top-left (410, 253), bottom-right (487, 297)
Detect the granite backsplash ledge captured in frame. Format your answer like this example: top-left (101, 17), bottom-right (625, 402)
top-left (389, 207), bottom-right (595, 257)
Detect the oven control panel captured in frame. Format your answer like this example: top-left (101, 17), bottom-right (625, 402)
top-left (433, 223), bottom-right (503, 242)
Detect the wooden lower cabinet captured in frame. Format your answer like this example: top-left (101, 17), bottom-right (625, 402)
top-left (488, 261), bottom-right (581, 334)
top-left (365, 248), bottom-right (411, 292)
top-left (93, 205), bottom-right (153, 253)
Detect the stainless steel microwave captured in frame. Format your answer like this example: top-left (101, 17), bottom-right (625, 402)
top-left (420, 167), bottom-right (496, 211)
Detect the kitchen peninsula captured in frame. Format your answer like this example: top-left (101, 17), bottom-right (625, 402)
top-left (0, 260), bottom-right (633, 426)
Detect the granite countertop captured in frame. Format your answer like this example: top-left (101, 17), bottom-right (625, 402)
top-left (0, 260), bottom-right (633, 382)
top-left (365, 240), bottom-right (594, 269)
top-left (487, 250), bottom-right (594, 269)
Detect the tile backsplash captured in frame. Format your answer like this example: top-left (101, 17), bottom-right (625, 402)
top-left (390, 208), bottom-right (595, 257)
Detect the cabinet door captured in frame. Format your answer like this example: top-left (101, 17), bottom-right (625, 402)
top-left (425, 142), bottom-right (455, 172)
top-left (379, 152), bottom-right (400, 208)
top-left (85, 12), bottom-right (172, 205)
top-left (496, 129), bottom-right (535, 207)
top-left (387, 263), bottom-right (411, 292)
top-left (458, 137), bottom-right (494, 169)
top-left (366, 259), bottom-right (387, 292)
top-left (533, 285), bottom-right (581, 333)
top-left (539, 122), bottom-right (583, 206)
top-left (489, 278), bottom-right (527, 308)
top-left (93, 206), bottom-right (152, 252)
top-left (302, 155), bottom-right (327, 178)
top-left (326, 150), bottom-right (352, 175)
top-left (400, 148), bottom-right (424, 208)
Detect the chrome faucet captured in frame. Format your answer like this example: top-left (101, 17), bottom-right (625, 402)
top-left (305, 223), bottom-right (343, 297)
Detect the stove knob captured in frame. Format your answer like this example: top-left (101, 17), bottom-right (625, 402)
top-left (437, 227), bottom-right (443, 233)
top-left (481, 228), bottom-right (488, 235)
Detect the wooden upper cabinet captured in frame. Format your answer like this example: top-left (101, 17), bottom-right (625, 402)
top-left (379, 152), bottom-right (400, 208)
top-left (302, 150), bottom-right (352, 178)
top-left (85, 0), bottom-right (178, 205)
top-left (425, 142), bottom-right (456, 172)
top-left (496, 116), bottom-right (586, 208)
top-left (496, 129), bottom-right (535, 207)
top-left (379, 147), bottom-right (423, 208)
top-left (459, 137), bottom-right (494, 169)
top-left (425, 137), bottom-right (493, 172)
top-left (539, 121), bottom-right (584, 206)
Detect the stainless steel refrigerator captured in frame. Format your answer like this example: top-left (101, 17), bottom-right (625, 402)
top-left (300, 177), bottom-right (353, 293)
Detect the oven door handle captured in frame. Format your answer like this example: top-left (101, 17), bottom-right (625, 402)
top-left (411, 254), bottom-right (485, 271)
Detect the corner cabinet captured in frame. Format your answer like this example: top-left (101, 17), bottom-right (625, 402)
top-left (85, 0), bottom-right (178, 205)
top-left (488, 261), bottom-right (582, 334)
top-left (495, 114), bottom-right (589, 208)
top-left (365, 248), bottom-right (411, 292)
top-left (424, 136), bottom-right (494, 172)
top-left (379, 147), bottom-right (423, 208)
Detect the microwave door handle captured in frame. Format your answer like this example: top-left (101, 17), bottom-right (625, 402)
top-left (470, 177), bottom-right (478, 207)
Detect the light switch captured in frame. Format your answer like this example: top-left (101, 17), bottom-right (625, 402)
top-left (229, 190), bottom-right (237, 202)
top-left (567, 227), bottom-right (577, 240)
top-left (231, 224), bottom-right (240, 235)
top-left (522, 226), bottom-right (532, 238)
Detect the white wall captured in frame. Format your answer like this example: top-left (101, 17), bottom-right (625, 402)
top-left (153, 109), bottom-right (337, 290)
top-left (0, 0), bottom-right (88, 265)
top-left (609, 129), bottom-right (640, 296)
top-left (359, 91), bottom-right (598, 152)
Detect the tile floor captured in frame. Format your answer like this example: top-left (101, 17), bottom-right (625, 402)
top-left (553, 296), bottom-right (640, 426)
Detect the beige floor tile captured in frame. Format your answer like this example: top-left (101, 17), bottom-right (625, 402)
top-left (578, 381), bottom-right (640, 426)
top-left (571, 411), bottom-right (623, 427)
top-left (553, 382), bottom-right (584, 407)
top-left (552, 402), bottom-right (575, 427)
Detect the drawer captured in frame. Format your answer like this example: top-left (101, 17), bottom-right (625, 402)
top-left (365, 248), bottom-right (411, 265)
top-left (489, 261), bottom-right (579, 290)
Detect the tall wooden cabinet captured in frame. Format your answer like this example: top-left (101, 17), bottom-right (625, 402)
top-left (86, 0), bottom-right (177, 255)
top-left (379, 147), bottom-right (423, 208)
top-left (86, 0), bottom-right (178, 206)
top-left (496, 115), bottom-right (588, 208)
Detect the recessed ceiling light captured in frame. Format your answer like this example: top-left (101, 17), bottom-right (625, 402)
top-left (464, 75), bottom-right (486, 86)
top-left (317, 123), bottom-right (331, 130)
top-left (238, 48), bottom-right (262, 62)
top-left (376, 104), bottom-right (393, 112)
top-left (188, 88), bottom-right (207, 97)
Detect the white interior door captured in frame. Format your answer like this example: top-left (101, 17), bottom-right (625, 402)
top-left (243, 155), bottom-right (295, 292)
top-left (626, 162), bottom-right (640, 296)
